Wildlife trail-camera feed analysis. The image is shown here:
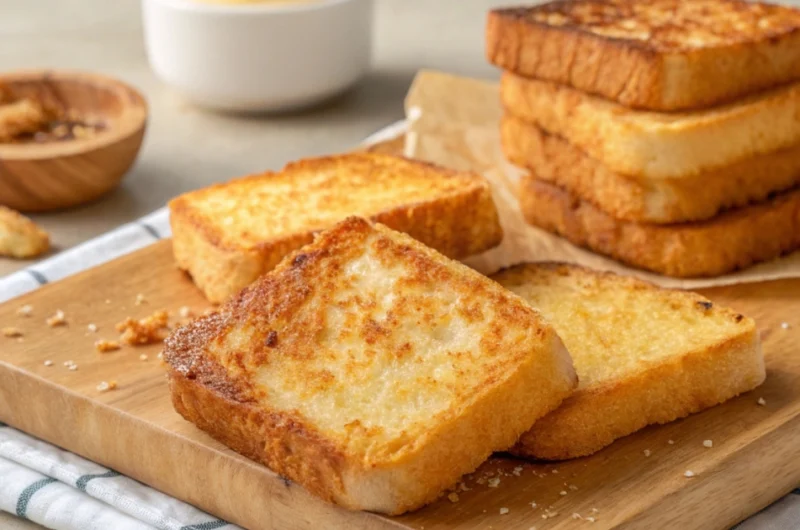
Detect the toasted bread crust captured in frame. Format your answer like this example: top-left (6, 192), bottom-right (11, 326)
top-left (492, 263), bottom-right (764, 460)
top-left (501, 114), bottom-right (800, 224)
top-left (519, 176), bottom-right (800, 277)
top-left (500, 72), bottom-right (800, 179)
top-left (169, 153), bottom-right (503, 303)
top-left (165, 218), bottom-right (576, 514)
top-left (487, 1), bottom-right (800, 110)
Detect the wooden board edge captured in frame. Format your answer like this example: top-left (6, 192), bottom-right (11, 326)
top-left (0, 360), bottom-right (409, 530)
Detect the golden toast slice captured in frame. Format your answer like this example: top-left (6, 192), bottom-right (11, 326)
top-left (492, 262), bottom-right (764, 460)
top-left (519, 176), bottom-right (800, 278)
top-left (169, 153), bottom-right (503, 302)
top-left (501, 114), bottom-right (800, 224)
top-left (164, 217), bottom-right (577, 514)
top-left (500, 72), bottom-right (800, 179)
top-left (487, 0), bottom-right (800, 111)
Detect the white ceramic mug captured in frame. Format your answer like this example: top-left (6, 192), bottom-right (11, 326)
top-left (142, 0), bottom-right (373, 112)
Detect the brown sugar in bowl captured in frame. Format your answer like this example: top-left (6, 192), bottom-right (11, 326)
top-left (0, 70), bottom-right (147, 212)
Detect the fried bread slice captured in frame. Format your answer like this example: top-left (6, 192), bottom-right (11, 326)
top-left (164, 217), bottom-right (577, 514)
top-left (492, 262), bottom-right (764, 460)
top-left (501, 114), bottom-right (800, 223)
top-left (500, 72), bottom-right (800, 179)
top-left (518, 176), bottom-right (800, 278)
top-left (487, 0), bottom-right (800, 111)
top-left (169, 153), bottom-right (503, 302)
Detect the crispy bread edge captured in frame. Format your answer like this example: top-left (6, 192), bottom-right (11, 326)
top-left (487, 7), bottom-right (800, 110)
top-left (501, 113), bottom-right (800, 224)
top-left (518, 176), bottom-right (800, 277)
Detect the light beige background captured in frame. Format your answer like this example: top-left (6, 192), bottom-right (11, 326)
top-left (0, 0), bottom-right (515, 277)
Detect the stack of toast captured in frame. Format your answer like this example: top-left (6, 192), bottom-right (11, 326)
top-left (165, 151), bottom-right (765, 513)
top-left (487, 0), bottom-right (800, 277)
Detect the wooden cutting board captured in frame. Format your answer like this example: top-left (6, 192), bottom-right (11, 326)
top-left (1, 144), bottom-right (799, 530)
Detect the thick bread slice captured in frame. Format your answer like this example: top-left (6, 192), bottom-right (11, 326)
top-left (519, 176), bottom-right (800, 278)
top-left (164, 217), bottom-right (577, 514)
top-left (501, 114), bottom-right (800, 224)
top-left (492, 262), bottom-right (765, 460)
top-left (500, 72), bottom-right (800, 179)
top-left (169, 153), bottom-right (503, 303)
top-left (487, 0), bottom-right (800, 111)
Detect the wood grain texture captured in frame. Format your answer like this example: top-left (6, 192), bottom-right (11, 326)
top-left (0, 240), bottom-right (798, 530)
top-left (0, 70), bottom-right (147, 212)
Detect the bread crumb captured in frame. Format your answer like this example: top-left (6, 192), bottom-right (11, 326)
top-left (157, 351), bottom-right (164, 361)
top-left (591, 508), bottom-right (599, 514)
top-left (587, 516), bottom-right (596, 523)
top-left (16, 304), bottom-right (32, 317)
top-left (781, 322), bottom-right (790, 329)
top-left (529, 501), bottom-right (537, 508)
top-left (541, 509), bottom-right (558, 519)
top-left (668, 439), bottom-right (675, 445)
top-left (87, 323), bottom-right (98, 333)
top-left (43, 360), bottom-right (53, 367)
top-left (458, 482), bottom-right (471, 492)
top-left (757, 397), bottom-right (767, 406)
top-left (96, 380), bottom-right (118, 392)
top-left (512, 465), bottom-right (523, 476)
top-left (684, 470), bottom-right (695, 478)
top-left (46, 310), bottom-right (67, 327)
top-left (2, 327), bottom-right (22, 337)
top-left (568, 484), bottom-right (578, 491)
top-left (139, 354), bottom-right (148, 361)
top-left (95, 339), bottom-right (121, 353)
top-left (487, 477), bottom-right (500, 488)
top-left (499, 507), bottom-right (509, 515)
top-left (703, 439), bottom-right (713, 448)
top-left (572, 513), bottom-right (583, 520)
top-left (105, 299), bottom-right (111, 304)
top-left (178, 306), bottom-right (192, 318)
top-left (551, 469), bottom-right (558, 474)
top-left (116, 310), bottom-right (170, 345)
top-left (529, 527), bottom-right (538, 530)
top-left (559, 490), bottom-right (567, 496)
top-left (63, 359), bottom-right (78, 371)
top-left (447, 492), bottom-right (459, 503)
top-left (643, 449), bottom-right (651, 457)
top-left (135, 293), bottom-right (146, 306)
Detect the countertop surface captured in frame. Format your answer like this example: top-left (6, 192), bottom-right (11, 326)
top-left (0, 0), bottom-right (510, 277)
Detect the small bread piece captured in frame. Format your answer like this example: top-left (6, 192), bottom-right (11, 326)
top-left (501, 114), bottom-right (800, 223)
top-left (500, 72), bottom-right (800, 179)
top-left (164, 217), bottom-right (577, 514)
top-left (0, 206), bottom-right (50, 259)
top-left (487, 0), bottom-right (800, 111)
top-left (169, 153), bottom-right (503, 302)
top-left (519, 176), bottom-right (800, 278)
top-left (493, 262), bottom-right (765, 460)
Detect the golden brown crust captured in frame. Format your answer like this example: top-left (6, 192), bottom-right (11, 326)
top-left (501, 114), bottom-right (800, 224)
top-left (164, 218), bottom-right (577, 514)
top-left (487, 0), bottom-right (800, 110)
top-left (491, 262), bottom-right (764, 460)
top-left (169, 153), bottom-right (503, 303)
top-left (518, 176), bottom-right (800, 277)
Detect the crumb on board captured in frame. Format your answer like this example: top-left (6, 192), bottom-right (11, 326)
top-left (95, 339), bottom-right (121, 353)
top-left (96, 380), bottom-right (117, 393)
top-left (46, 309), bottom-right (67, 327)
top-left (559, 490), bottom-right (567, 496)
top-left (668, 439), bottom-right (675, 445)
top-left (703, 440), bottom-right (713, 448)
top-left (2, 327), bottom-right (23, 338)
top-left (43, 360), bottom-right (53, 367)
top-left (551, 469), bottom-right (558, 474)
top-left (135, 293), bottom-right (146, 306)
top-left (512, 466), bottom-right (523, 476)
top-left (587, 516), bottom-right (596, 523)
top-left (758, 397), bottom-right (767, 406)
top-left (87, 323), bottom-right (98, 333)
top-left (487, 477), bottom-right (500, 488)
top-left (116, 310), bottom-right (170, 345)
top-left (541, 509), bottom-right (558, 519)
top-left (178, 306), bottom-right (192, 318)
top-left (781, 322), bottom-right (790, 329)
top-left (447, 492), bottom-right (459, 503)
top-left (16, 304), bottom-right (32, 317)
top-left (684, 470), bottom-right (695, 478)
top-left (572, 513), bottom-right (583, 520)
top-left (529, 501), bottom-right (537, 508)
top-left (643, 449), bottom-right (651, 457)
top-left (139, 354), bottom-right (148, 361)
top-left (568, 484), bottom-right (578, 491)
top-left (499, 507), bottom-right (509, 515)
top-left (63, 360), bottom-right (78, 371)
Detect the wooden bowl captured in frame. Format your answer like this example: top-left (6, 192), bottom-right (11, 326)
top-left (0, 70), bottom-right (147, 212)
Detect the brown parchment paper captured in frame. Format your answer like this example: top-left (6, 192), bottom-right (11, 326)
top-left (404, 70), bottom-right (800, 289)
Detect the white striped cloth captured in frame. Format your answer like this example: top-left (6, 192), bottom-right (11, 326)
top-left (0, 120), bottom-right (797, 529)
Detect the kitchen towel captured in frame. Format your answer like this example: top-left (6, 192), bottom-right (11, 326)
top-left (0, 120), bottom-right (797, 530)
